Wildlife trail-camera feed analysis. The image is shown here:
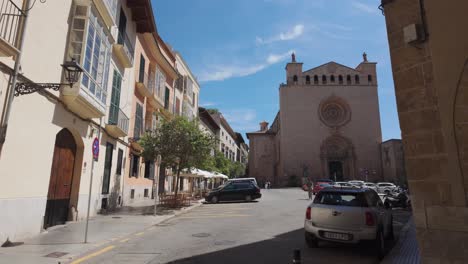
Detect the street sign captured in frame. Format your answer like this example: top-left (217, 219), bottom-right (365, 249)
top-left (92, 137), bottom-right (99, 160)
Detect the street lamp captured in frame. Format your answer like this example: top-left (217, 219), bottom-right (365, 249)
top-left (14, 58), bottom-right (83, 96)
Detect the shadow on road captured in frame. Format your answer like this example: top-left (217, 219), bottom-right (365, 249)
top-left (166, 228), bottom-right (381, 264)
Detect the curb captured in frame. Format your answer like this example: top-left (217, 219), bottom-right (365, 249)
top-left (380, 216), bottom-right (416, 264)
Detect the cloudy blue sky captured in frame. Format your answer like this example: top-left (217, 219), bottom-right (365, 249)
top-left (152, 0), bottom-right (401, 140)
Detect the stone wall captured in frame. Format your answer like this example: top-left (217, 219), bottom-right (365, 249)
top-left (382, 0), bottom-right (468, 262)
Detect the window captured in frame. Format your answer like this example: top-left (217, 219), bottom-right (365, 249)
top-left (155, 67), bottom-right (166, 100)
top-left (164, 87), bottom-right (170, 109)
top-left (355, 75), bottom-right (360, 84)
top-left (129, 154), bottom-right (140, 177)
top-left (134, 103), bottom-right (143, 138)
top-left (313, 192), bottom-right (368, 207)
top-left (80, 7), bottom-right (111, 104)
top-left (144, 160), bottom-right (154, 179)
top-left (330, 75), bottom-right (335, 83)
top-left (306, 75), bottom-right (311, 84)
top-left (293, 75), bottom-right (298, 83)
top-left (222, 132), bottom-right (224, 136)
top-left (314, 75), bottom-right (319, 84)
top-left (139, 55), bottom-right (145, 83)
top-left (144, 189), bottom-right (149, 197)
top-left (116, 148), bottom-right (123, 175)
top-left (346, 75), bottom-right (352, 84)
top-left (338, 75), bottom-right (343, 84)
top-left (109, 70), bottom-right (122, 125)
top-left (102, 143), bottom-right (113, 194)
top-left (322, 75), bottom-right (327, 84)
top-left (368, 74), bottom-right (373, 83)
top-left (130, 189), bottom-right (135, 199)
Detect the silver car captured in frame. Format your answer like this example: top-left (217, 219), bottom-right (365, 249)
top-left (304, 188), bottom-right (394, 258)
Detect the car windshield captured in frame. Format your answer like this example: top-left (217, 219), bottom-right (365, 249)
top-left (319, 183), bottom-right (331, 187)
top-left (313, 192), bottom-right (368, 207)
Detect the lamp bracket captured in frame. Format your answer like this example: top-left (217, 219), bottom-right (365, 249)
top-left (14, 82), bottom-right (71, 96)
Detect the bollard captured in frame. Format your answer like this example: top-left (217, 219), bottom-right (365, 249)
top-left (293, 249), bottom-right (301, 264)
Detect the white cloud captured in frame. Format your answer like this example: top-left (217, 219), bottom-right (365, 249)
top-left (351, 1), bottom-right (379, 15)
top-left (256, 24), bottom-right (304, 45)
top-left (222, 109), bottom-right (259, 133)
top-left (199, 50), bottom-right (294, 82)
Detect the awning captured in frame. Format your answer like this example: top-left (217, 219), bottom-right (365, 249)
top-left (212, 172), bottom-right (229, 179)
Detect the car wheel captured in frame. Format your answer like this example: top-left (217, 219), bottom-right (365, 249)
top-left (245, 195), bottom-right (252, 202)
top-left (211, 196), bottom-right (218, 203)
top-left (305, 232), bottom-right (319, 248)
top-left (387, 216), bottom-right (395, 241)
top-left (375, 229), bottom-right (386, 260)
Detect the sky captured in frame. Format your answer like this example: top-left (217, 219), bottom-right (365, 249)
top-left (152, 0), bottom-right (401, 141)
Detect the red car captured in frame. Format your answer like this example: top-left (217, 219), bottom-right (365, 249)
top-left (312, 182), bottom-right (333, 195)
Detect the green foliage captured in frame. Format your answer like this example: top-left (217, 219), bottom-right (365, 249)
top-left (198, 150), bottom-right (246, 178)
top-left (139, 116), bottom-right (215, 171)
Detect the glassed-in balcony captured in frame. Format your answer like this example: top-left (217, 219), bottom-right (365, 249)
top-left (113, 30), bottom-right (134, 68)
top-left (106, 107), bottom-right (129, 138)
top-left (93, 0), bottom-right (117, 28)
top-left (135, 71), bottom-right (153, 98)
top-left (0, 0), bottom-right (23, 57)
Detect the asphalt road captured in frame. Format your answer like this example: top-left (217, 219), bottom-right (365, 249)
top-left (81, 188), bottom-right (411, 264)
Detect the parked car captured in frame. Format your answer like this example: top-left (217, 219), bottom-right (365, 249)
top-left (376, 182), bottom-right (397, 194)
top-left (226, 177), bottom-right (258, 186)
top-left (333, 182), bottom-right (355, 188)
top-left (205, 182), bottom-right (261, 203)
top-left (316, 179), bottom-right (334, 184)
top-left (363, 182), bottom-right (378, 191)
top-left (304, 188), bottom-right (394, 259)
top-left (312, 182), bottom-right (333, 195)
top-left (348, 180), bottom-right (365, 187)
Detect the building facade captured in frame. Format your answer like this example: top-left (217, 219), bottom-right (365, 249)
top-left (381, 0), bottom-right (468, 262)
top-left (174, 52), bottom-right (200, 121)
top-left (381, 139), bottom-right (406, 185)
top-left (0, 0), bottom-right (198, 243)
top-left (248, 54), bottom-right (383, 187)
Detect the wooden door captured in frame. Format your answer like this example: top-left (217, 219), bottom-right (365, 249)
top-left (44, 129), bottom-right (76, 228)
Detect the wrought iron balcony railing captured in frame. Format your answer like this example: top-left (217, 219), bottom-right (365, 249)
top-left (117, 30), bottom-right (134, 64)
top-left (108, 107), bottom-right (129, 134)
top-left (0, 0), bottom-right (24, 50)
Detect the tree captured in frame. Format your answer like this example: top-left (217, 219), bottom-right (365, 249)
top-left (139, 117), bottom-right (215, 198)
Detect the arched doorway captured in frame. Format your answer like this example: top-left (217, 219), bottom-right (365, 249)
top-left (320, 135), bottom-right (355, 181)
top-left (44, 128), bottom-right (77, 229)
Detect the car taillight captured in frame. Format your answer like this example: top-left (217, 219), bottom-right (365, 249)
top-left (306, 207), bottom-right (311, 220)
top-left (365, 211), bottom-right (375, 226)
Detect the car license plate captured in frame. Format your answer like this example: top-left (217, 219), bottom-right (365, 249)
top-left (323, 232), bottom-right (349, 241)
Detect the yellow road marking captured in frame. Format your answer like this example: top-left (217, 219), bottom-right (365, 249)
top-left (70, 245), bottom-right (115, 264)
top-left (135, 232), bottom-right (145, 236)
top-left (120, 238), bottom-right (131, 243)
top-left (179, 214), bottom-right (250, 219)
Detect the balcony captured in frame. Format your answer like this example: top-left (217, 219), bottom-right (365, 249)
top-left (106, 108), bottom-right (129, 138)
top-left (0, 0), bottom-right (23, 58)
top-left (93, 0), bottom-right (117, 29)
top-left (113, 31), bottom-right (134, 68)
top-left (61, 83), bottom-right (106, 119)
top-left (135, 71), bottom-right (153, 98)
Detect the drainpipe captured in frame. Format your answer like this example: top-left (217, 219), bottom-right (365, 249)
top-left (0, 0), bottom-right (32, 155)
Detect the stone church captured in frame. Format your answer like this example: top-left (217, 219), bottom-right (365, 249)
top-left (247, 53), bottom-right (385, 187)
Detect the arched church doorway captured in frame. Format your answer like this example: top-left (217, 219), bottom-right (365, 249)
top-left (328, 161), bottom-right (344, 181)
top-left (320, 135), bottom-right (355, 180)
top-left (44, 128), bottom-right (77, 229)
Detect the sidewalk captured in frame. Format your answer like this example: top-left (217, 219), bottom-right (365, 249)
top-left (0, 201), bottom-right (203, 264)
top-left (381, 217), bottom-right (421, 264)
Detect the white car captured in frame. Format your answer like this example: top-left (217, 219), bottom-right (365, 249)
top-left (304, 188), bottom-right (393, 259)
top-left (376, 182), bottom-right (397, 194)
top-left (348, 180), bottom-right (365, 188)
top-left (363, 182), bottom-right (378, 191)
top-left (333, 182), bottom-right (356, 188)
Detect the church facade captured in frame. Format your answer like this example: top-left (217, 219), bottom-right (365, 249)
top-left (247, 54), bottom-right (383, 187)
